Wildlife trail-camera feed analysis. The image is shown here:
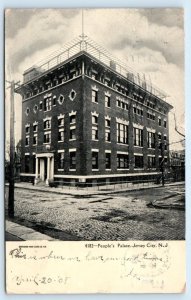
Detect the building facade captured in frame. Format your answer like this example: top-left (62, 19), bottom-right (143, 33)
top-left (16, 38), bottom-right (173, 186)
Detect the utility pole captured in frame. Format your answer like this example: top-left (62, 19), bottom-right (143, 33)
top-left (6, 80), bottom-right (20, 218)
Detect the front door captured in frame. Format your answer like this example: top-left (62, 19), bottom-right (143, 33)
top-left (39, 158), bottom-right (47, 181)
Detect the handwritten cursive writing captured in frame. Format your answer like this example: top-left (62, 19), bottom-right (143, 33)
top-left (12, 274), bottom-right (70, 286)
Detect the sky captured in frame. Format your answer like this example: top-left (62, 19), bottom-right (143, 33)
top-left (5, 8), bottom-right (185, 150)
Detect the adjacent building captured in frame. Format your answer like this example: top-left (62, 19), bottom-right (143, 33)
top-left (15, 37), bottom-right (173, 186)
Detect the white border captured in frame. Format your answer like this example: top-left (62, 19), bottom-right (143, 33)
top-left (1, 1), bottom-right (191, 299)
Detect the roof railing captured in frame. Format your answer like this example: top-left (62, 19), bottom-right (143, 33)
top-left (23, 36), bottom-right (168, 100)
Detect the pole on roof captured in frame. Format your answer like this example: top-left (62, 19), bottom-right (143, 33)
top-left (82, 9), bottom-right (84, 40)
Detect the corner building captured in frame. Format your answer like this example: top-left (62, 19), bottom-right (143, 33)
top-left (16, 38), bottom-right (173, 186)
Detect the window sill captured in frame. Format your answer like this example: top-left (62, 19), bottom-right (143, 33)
top-left (106, 169), bottom-right (111, 171)
top-left (105, 141), bottom-right (111, 143)
top-left (69, 169), bottom-right (76, 171)
top-left (43, 142), bottom-right (51, 145)
top-left (117, 143), bottom-right (128, 145)
top-left (92, 139), bottom-right (99, 141)
top-left (69, 139), bottom-right (76, 141)
top-left (58, 141), bottom-right (64, 143)
top-left (134, 146), bottom-right (143, 148)
top-left (58, 169), bottom-right (64, 171)
top-left (117, 169), bottom-right (129, 171)
top-left (92, 169), bottom-right (99, 171)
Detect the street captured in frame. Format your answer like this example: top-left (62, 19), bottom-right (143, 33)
top-left (5, 184), bottom-right (185, 241)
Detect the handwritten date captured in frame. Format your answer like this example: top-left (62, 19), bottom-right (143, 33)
top-left (13, 274), bottom-right (70, 286)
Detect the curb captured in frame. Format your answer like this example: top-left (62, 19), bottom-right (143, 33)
top-left (6, 181), bottom-right (184, 197)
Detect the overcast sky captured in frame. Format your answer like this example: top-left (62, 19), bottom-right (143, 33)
top-left (5, 8), bottom-right (184, 150)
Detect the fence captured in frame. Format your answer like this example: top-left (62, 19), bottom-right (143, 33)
top-left (49, 173), bottom-right (184, 192)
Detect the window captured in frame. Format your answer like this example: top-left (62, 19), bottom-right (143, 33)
top-left (44, 97), bottom-right (51, 111)
top-left (105, 118), bottom-right (111, 142)
top-left (133, 106), bottom-right (143, 116)
top-left (134, 155), bottom-right (144, 169)
top-left (147, 101), bottom-right (155, 109)
top-left (69, 89), bottom-right (76, 101)
top-left (116, 99), bottom-right (128, 110)
top-left (53, 96), bottom-right (56, 106)
top-left (117, 100), bottom-right (121, 107)
top-left (25, 136), bottom-right (29, 146)
top-left (39, 101), bottom-right (43, 110)
top-left (25, 125), bottom-right (30, 134)
top-left (33, 124), bottom-right (38, 132)
top-left (33, 105), bottom-right (38, 113)
top-left (148, 156), bottom-right (156, 168)
top-left (158, 133), bottom-right (162, 140)
top-left (70, 151), bottom-right (76, 170)
top-left (164, 120), bottom-right (167, 128)
top-left (133, 93), bottom-right (143, 102)
top-left (58, 129), bottom-right (64, 142)
top-left (92, 90), bottom-right (98, 103)
top-left (147, 131), bottom-right (155, 148)
top-left (58, 94), bottom-right (64, 105)
top-left (92, 115), bottom-right (98, 140)
top-left (158, 117), bottom-right (162, 126)
top-left (105, 119), bottom-right (110, 127)
top-left (25, 107), bottom-right (30, 116)
top-left (58, 152), bottom-right (64, 169)
top-left (70, 128), bottom-right (76, 140)
top-left (147, 112), bottom-right (155, 120)
top-left (69, 113), bottom-right (76, 140)
top-left (33, 135), bottom-right (37, 145)
top-left (92, 152), bottom-right (98, 170)
top-left (117, 154), bottom-right (129, 169)
top-left (44, 132), bottom-right (51, 144)
top-left (133, 127), bottom-right (143, 147)
top-left (105, 129), bottom-right (111, 142)
top-left (164, 144), bottom-right (167, 150)
top-left (92, 127), bottom-right (98, 140)
top-left (105, 95), bottom-right (110, 107)
top-left (58, 117), bottom-right (64, 127)
top-left (44, 119), bottom-right (51, 130)
top-left (117, 123), bottom-right (128, 144)
top-left (25, 155), bottom-right (30, 173)
top-left (105, 153), bottom-right (111, 169)
top-left (92, 115), bottom-right (98, 124)
top-left (164, 135), bottom-right (167, 141)
top-left (70, 115), bottom-right (76, 124)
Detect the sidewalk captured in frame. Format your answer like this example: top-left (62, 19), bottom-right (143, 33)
top-left (5, 181), bottom-right (185, 196)
top-left (6, 220), bottom-right (56, 241)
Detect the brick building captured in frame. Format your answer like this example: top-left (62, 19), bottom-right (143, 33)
top-left (15, 37), bottom-right (173, 186)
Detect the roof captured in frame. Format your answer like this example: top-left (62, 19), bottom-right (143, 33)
top-left (18, 36), bottom-right (171, 106)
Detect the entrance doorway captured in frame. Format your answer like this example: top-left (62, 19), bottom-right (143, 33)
top-left (34, 153), bottom-right (54, 185)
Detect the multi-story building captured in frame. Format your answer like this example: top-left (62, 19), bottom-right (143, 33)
top-left (169, 150), bottom-right (185, 182)
top-left (15, 37), bottom-right (173, 186)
